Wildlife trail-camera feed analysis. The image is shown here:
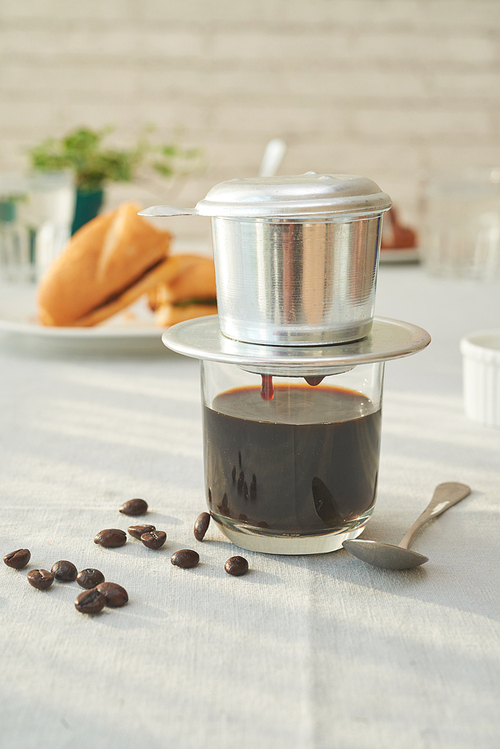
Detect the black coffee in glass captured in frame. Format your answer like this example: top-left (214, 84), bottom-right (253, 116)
top-left (203, 383), bottom-right (381, 539)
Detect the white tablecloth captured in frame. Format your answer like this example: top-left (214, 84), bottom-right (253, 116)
top-left (1, 264), bottom-right (499, 749)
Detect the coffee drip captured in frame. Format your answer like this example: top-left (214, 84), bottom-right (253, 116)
top-left (260, 374), bottom-right (274, 401)
top-left (260, 374), bottom-right (327, 400)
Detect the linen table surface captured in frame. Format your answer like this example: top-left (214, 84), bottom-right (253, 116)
top-left (1, 264), bottom-right (499, 749)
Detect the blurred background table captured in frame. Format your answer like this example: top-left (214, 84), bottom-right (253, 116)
top-left (1, 262), bottom-right (499, 749)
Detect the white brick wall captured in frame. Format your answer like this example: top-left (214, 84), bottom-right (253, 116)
top-left (1, 0), bottom-right (500, 239)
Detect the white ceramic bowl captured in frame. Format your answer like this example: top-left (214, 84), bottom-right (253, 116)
top-left (460, 330), bottom-right (500, 427)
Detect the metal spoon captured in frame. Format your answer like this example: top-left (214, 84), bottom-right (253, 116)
top-left (258, 138), bottom-right (287, 177)
top-left (342, 482), bottom-right (471, 570)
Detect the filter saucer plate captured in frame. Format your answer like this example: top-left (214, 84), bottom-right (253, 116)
top-left (162, 316), bottom-right (431, 376)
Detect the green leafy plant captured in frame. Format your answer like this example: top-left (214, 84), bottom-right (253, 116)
top-left (29, 125), bottom-right (203, 193)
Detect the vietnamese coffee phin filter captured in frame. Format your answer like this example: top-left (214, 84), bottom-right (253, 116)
top-left (142, 173), bottom-right (430, 554)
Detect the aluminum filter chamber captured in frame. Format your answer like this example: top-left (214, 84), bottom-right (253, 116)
top-left (211, 213), bottom-right (384, 346)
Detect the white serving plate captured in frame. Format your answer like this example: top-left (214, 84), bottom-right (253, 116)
top-left (379, 247), bottom-right (420, 264)
top-left (0, 283), bottom-right (167, 355)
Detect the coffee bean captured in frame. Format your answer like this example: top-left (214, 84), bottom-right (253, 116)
top-left (128, 524), bottom-right (156, 540)
top-left (224, 556), bottom-right (249, 577)
top-left (3, 548), bottom-right (31, 570)
top-left (51, 560), bottom-right (77, 582)
top-left (193, 512), bottom-right (210, 541)
top-left (94, 529), bottom-right (127, 548)
top-left (140, 530), bottom-right (166, 550)
top-left (75, 588), bottom-right (106, 614)
top-left (119, 498), bottom-right (148, 516)
top-left (171, 549), bottom-right (199, 569)
top-left (96, 582), bottom-right (128, 608)
top-left (76, 568), bottom-right (105, 589)
top-left (27, 569), bottom-right (54, 590)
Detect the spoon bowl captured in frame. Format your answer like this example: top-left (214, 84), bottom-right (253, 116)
top-left (342, 539), bottom-right (428, 570)
top-left (343, 482), bottom-right (471, 570)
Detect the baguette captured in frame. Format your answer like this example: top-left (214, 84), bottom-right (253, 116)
top-left (154, 302), bottom-right (218, 327)
top-left (37, 202), bottom-right (172, 327)
top-left (381, 206), bottom-right (417, 250)
top-left (147, 254), bottom-right (217, 327)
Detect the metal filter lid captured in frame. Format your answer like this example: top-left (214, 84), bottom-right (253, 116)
top-left (195, 172), bottom-right (392, 218)
top-left (139, 172), bottom-right (392, 219)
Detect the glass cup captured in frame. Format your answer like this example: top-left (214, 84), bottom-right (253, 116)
top-left (421, 168), bottom-right (500, 280)
top-left (0, 171), bottom-right (75, 282)
top-left (201, 359), bottom-right (385, 554)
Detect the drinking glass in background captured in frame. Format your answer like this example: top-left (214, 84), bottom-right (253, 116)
top-left (0, 171), bottom-right (75, 283)
top-left (420, 168), bottom-right (500, 280)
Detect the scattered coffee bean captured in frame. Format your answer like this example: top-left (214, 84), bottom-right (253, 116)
top-left (171, 549), bottom-right (199, 569)
top-left (51, 560), bottom-right (77, 582)
top-left (96, 581), bottom-right (128, 608)
top-left (3, 548), bottom-right (31, 570)
top-left (194, 512), bottom-right (210, 542)
top-left (224, 556), bottom-right (249, 577)
top-left (94, 529), bottom-right (127, 548)
top-left (27, 569), bottom-right (54, 590)
top-left (140, 530), bottom-right (166, 550)
top-left (76, 568), bottom-right (105, 589)
top-left (128, 524), bottom-right (156, 540)
top-left (75, 588), bottom-right (106, 614)
top-left (119, 498), bottom-right (148, 516)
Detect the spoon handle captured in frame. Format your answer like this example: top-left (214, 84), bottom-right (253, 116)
top-left (258, 139), bottom-right (287, 177)
top-left (398, 482), bottom-right (471, 550)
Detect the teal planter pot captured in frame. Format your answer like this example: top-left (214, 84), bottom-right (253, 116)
top-left (0, 200), bottom-right (17, 223)
top-left (71, 188), bottom-right (104, 235)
